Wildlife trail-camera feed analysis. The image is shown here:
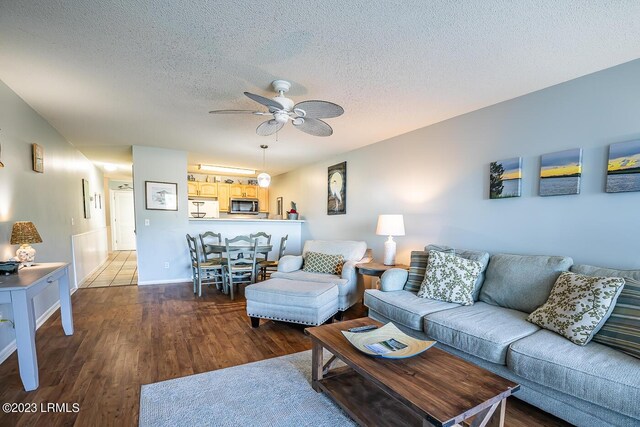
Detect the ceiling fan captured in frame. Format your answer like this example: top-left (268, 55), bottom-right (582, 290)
top-left (209, 80), bottom-right (344, 137)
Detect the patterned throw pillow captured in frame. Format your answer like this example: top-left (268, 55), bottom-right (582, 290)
top-left (417, 250), bottom-right (482, 305)
top-left (593, 278), bottom-right (640, 359)
top-left (303, 252), bottom-right (344, 275)
top-left (404, 248), bottom-right (455, 293)
top-left (528, 272), bottom-right (625, 346)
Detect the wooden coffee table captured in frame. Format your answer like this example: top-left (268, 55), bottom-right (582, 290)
top-left (305, 318), bottom-right (520, 427)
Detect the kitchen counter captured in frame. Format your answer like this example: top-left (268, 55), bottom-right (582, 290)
top-left (189, 218), bottom-right (305, 223)
top-left (188, 217), bottom-right (304, 259)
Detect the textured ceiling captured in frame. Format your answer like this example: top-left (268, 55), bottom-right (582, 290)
top-left (1, 1), bottom-right (639, 176)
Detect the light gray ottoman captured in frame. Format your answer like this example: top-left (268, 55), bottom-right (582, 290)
top-left (245, 278), bottom-right (339, 327)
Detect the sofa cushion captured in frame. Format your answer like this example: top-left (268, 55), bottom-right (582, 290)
top-left (508, 329), bottom-right (640, 419)
top-left (424, 302), bottom-right (540, 364)
top-left (303, 252), bottom-right (344, 275)
top-left (417, 251), bottom-right (483, 305)
top-left (424, 245), bottom-right (490, 300)
top-left (479, 253), bottom-right (573, 313)
top-left (271, 270), bottom-right (348, 289)
top-left (364, 289), bottom-right (459, 331)
top-left (302, 240), bottom-right (367, 262)
top-left (245, 278), bottom-right (338, 307)
top-left (528, 272), bottom-right (625, 345)
top-left (572, 264), bottom-right (640, 359)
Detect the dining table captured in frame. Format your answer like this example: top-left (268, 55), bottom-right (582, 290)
top-left (205, 243), bottom-right (273, 257)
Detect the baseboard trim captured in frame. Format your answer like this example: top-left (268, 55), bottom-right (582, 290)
top-left (137, 278), bottom-right (192, 286)
top-left (76, 255), bottom-right (109, 287)
top-left (0, 288), bottom-right (78, 365)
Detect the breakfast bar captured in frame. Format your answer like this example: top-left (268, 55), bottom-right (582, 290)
top-left (188, 218), bottom-right (305, 260)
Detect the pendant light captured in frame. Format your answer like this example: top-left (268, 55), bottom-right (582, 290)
top-left (257, 144), bottom-right (271, 188)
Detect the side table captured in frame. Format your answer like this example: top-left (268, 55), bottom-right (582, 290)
top-left (356, 261), bottom-right (409, 291)
top-left (356, 261), bottom-right (409, 278)
top-left (0, 263), bottom-right (73, 391)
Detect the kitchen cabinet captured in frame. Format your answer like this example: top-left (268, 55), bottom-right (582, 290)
top-left (187, 181), bottom-right (199, 197)
top-left (230, 184), bottom-right (244, 198)
top-left (230, 184), bottom-right (258, 198)
top-left (188, 182), bottom-right (219, 198)
top-left (257, 187), bottom-right (269, 213)
top-left (244, 185), bottom-right (258, 198)
top-left (217, 184), bottom-right (230, 212)
top-left (199, 183), bottom-right (218, 197)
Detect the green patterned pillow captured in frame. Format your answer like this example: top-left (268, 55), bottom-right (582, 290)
top-left (528, 272), bottom-right (625, 346)
top-left (593, 278), bottom-right (640, 359)
top-left (417, 250), bottom-right (482, 305)
top-left (303, 252), bottom-right (344, 275)
top-left (404, 248), bottom-right (455, 293)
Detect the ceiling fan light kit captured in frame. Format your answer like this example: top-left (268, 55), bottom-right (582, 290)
top-left (210, 80), bottom-right (344, 137)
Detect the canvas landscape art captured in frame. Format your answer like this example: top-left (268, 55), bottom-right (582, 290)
top-left (606, 140), bottom-right (640, 193)
top-left (539, 148), bottom-right (582, 196)
top-left (490, 157), bottom-right (522, 199)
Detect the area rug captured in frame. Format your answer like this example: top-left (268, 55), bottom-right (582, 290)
top-left (139, 350), bottom-right (355, 427)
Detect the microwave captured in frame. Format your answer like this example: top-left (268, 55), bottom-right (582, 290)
top-left (229, 198), bottom-right (259, 214)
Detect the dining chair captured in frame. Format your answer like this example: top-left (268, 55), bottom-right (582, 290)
top-left (224, 236), bottom-right (258, 300)
top-left (258, 234), bottom-right (288, 281)
top-left (186, 234), bottom-right (224, 297)
top-left (250, 232), bottom-right (271, 279)
top-left (199, 231), bottom-right (226, 290)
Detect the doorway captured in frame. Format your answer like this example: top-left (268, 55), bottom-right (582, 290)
top-left (110, 189), bottom-right (136, 251)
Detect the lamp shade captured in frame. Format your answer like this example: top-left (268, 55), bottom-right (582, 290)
top-left (10, 221), bottom-right (43, 245)
top-left (376, 215), bottom-right (405, 236)
top-left (257, 172), bottom-right (271, 188)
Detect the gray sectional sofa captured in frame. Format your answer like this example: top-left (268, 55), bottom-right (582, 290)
top-left (363, 246), bottom-right (640, 427)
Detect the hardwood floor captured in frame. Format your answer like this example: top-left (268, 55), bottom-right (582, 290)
top-left (0, 284), bottom-right (570, 427)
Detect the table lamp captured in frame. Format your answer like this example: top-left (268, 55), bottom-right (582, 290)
top-left (10, 221), bottom-right (43, 266)
top-left (376, 215), bottom-right (405, 265)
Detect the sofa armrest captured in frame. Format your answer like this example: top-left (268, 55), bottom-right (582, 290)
top-left (380, 268), bottom-right (409, 292)
top-left (277, 255), bottom-right (303, 272)
top-left (341, 260), bottom-right (358, 283)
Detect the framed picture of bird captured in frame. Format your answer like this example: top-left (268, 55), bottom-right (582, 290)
top-left (328, 161), bottom-right (347, 215)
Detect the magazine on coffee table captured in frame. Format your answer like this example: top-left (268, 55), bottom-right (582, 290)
top-left (342, 323), bottom-right (436, 359)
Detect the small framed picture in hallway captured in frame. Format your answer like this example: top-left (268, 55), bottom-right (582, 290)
top-left (145, 181), bottom-right (178, 211)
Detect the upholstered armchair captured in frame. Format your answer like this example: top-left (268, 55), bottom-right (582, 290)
top-left (271, 240), bottom-right (372, 312)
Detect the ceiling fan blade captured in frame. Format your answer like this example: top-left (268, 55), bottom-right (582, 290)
top-left (244, 92), bottom-right (285, 111)
top-left (209, 109), bottom-right (267, 115)
top-left (293, 117), bottom-right (333, 137)
top-left (293, 100), bottom-right (344, 119)
top-left (256, 120), bottom-right (284, 136)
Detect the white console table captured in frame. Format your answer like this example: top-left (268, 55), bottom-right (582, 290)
top-left (0, 263), bottom-right (73, 391)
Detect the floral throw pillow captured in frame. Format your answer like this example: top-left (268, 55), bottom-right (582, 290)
top-left (302, 252), bottom-right (344, 275)
top-left (528, 272), bottom-right (625, 346)
top-left (417, 250), bottom-right (482, 305)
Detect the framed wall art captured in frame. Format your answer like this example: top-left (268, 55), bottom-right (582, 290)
top-left (82, 179), bottom-right (91, 219)
top-left (145, 181), bottom-right (178, 211)
top-left (328, 161), bottom-right (347, 215)
top-left (32, 143), bottom-right (44, 173)
top-left (490, 157), bottom-right (522, 199)
top-left (539, 148), bottom-right (582, 196)
top-left (606, 140), bottom-right (640, 193)
top-left (276, 196), bottom-right (283, 218)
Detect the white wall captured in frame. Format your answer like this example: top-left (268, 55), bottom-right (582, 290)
top-left (132, 145), bottom-right (190, 284)
top-left (271, 59), bottom-right (640, 269)
top-left (0, 79), bottom-right (106, 362)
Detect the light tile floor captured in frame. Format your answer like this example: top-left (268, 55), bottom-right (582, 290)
top-left (81, 250), bottom-right (138, 288)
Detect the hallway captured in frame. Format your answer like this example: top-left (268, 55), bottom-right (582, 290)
top-left (80, 251), bottom-right (138, 288)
